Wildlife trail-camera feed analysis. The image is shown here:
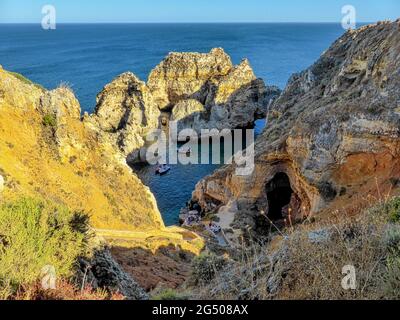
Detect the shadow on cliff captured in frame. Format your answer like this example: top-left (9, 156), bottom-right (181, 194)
top-left (126, 78), bottom-right (280, 166)
top-left (177, 78), bottom-right (271, 124)
top-left (109, 244), bottom-right (196, 292)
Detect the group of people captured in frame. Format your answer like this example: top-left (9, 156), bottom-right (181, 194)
top-left (208, 222), bottom-right (222, 234)
top-left (182, 201), bottom-right (222, 235)
top-left (184, 211), bottom-right (201, 226)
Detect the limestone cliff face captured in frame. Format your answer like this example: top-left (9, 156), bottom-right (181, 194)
top-left (0, 66), bottom-right (163, 231)
top-left (192, 21), bottom-right (400, 235)
top-left (148, 48), bottom-right (280, 133)
top-left (92, 49), bottom-right (280, 162)
top-left (147, 48), bottom-right (233, 109)
top-left (89, 72), bottom-right (161, 163)
top-left (94, 72), bottom-right (160, 134)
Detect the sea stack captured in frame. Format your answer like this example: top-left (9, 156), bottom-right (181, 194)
top-left (90, 48), bottom-right (280, 163)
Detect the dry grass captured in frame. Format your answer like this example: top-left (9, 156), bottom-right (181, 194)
top-left (12, 279), bottom-right (124, 300)
top-left (193, 194), bottom-right (400, 300)
top-left (57, 81), bottom-right (74, 93)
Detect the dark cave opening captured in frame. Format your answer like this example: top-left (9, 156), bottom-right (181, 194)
top-left (266, 172), bottom-right (293, 221)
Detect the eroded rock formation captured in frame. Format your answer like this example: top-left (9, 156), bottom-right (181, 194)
top-left (147, 49), bottom-right (279, 132)
top-left (90, 72), bottom-right (161, 163)
top-left (192, 21), bottom-right (400, 238)
top-left (147, 48), bottom-right (234, 109)
top-left (91, 48), bottom-right (280, 162)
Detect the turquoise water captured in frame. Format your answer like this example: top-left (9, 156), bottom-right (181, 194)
top-left (0, 23), bottom-right (346, 225)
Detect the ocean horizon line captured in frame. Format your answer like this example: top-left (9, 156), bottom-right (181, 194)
top-left (0, 21), bottom-right (377, 25)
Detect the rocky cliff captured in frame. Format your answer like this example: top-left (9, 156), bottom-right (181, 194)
top-left (0, 64), bottom-right (206, 298)
top-left (90, 72), bottom-right (161, 163)
top-left (91, 48), bottom-right (280, 163)
top-left (192, 21), bottom-right (400, 239)
top-left (0, 66), bottom-right (163, 231)
top-left (148, 48), bottom-right (279, 132)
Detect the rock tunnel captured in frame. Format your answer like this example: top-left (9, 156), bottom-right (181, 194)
top-left (266, 172), bottom-right (294, 221)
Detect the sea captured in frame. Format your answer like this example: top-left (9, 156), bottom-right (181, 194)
top-left (0, 23), bottom-right (347, 225)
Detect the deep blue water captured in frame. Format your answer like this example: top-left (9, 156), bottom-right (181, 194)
top-left (0, 23), bottom-right (346, 225)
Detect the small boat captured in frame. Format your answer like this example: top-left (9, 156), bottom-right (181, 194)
top-left (155, 164), bottom-right (171, 175)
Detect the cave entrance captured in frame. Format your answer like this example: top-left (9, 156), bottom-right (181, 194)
top-left (266, 172), bottom-right (293, 221)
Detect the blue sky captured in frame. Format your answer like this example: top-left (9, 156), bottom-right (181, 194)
top-left (0, 0), bottom-right (399, 23)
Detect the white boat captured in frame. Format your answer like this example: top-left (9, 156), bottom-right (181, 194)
top-left (155, 164), bottom-right (171, 175)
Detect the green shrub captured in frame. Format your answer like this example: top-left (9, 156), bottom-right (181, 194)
top-left (190, 252), bottom-right (227, 285)
top-left (367, 197), bottom-right (400, 224)
top-left (8, 71), bottom-right (34, 86)
top-left (7, 71), bottom-right (45, 91)
top-left (0, 198), bottom-right (89, 299)
top-left (42, 114), bottom-right (57, 128)
top-left (384, 225), bottom-right (400, 252)
top-left (383, 255), bottom-right (400, 299)
top-left (387, 197), bottom-right (400, 223)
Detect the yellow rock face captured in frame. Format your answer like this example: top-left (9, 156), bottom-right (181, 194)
top-left (0, 68), bottom-right (164, 231)
top-left (147, 48), bottom-right (234, 110)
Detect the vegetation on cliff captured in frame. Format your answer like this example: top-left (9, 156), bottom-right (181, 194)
top-left (0, 66), bottom-right (163, 231)
top-left (1, 20), bottom-right (400, 300)
top-left (192, 20), bottom-right (400, 244)
top-left (0, 197), bottom-right (89, 299)
top-left (172, 20), bottom-right (400, 300)
top-left (0, 64), bottom-right (202, 300)
top-left (183, 195), bottom-right (400, 300)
